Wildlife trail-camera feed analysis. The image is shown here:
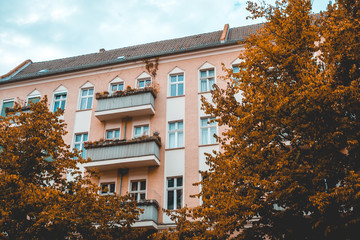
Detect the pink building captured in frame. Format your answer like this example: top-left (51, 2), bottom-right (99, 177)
top-left (0, 23), bottom-right (260, 229)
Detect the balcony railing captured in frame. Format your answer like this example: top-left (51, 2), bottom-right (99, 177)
top-left (133, 199), bottom-right (159, 229)
top-left (84, 136), bottom-right (161, 170)
top-left (94, 87), bottom-right (156, 121)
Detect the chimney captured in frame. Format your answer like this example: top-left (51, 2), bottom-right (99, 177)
top-left (220, 24), bottom-right (230, 43)
top-left (99, 48), bottom-right (105, 53)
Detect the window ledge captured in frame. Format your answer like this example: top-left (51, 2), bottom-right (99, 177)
top-left (76, 108), bottom-right (93, 113)
top-left (100, 193), bottom-right (115, 196)
top-left (165, 147), bottom-right (185, 151)
top-left (198, 91), bottom-right (212, 94)
top-left (199, 143), bottom-right (218, 147)
top-left (167, 95), bottom-right (185, 99)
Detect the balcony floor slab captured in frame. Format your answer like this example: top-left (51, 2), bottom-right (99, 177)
top-left (95, 104), bottom-right (155, 121)
top-left (84, 154), bottom-right (160, 170)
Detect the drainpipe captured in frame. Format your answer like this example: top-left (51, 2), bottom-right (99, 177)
top-left (123, 119), bottom-right (127, 139)
top-left (122, 117), bottom-right (131, 140)
top-left (118, 168), bottom-right (129, 195)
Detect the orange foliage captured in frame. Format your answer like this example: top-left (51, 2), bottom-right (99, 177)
top-left (156, 0), bottom-right (360, 239)
top-left (0, 97), bottom-right (150, 239)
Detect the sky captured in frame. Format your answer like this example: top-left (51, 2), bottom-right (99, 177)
top-left (0, 0), bottom-right (329, 76)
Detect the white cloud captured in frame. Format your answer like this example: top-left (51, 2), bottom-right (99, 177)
top-left (50, 6), bottom-right (78, 22)
top-left (0, 0), bottom-right (329, 76)
top-left (146, 0), bottom-right (179, 12)
top-left (34, 45), bottom-right (68, 61)
top-left (13, 13), bottom-right (41, 25)
top-left (52, 32), bottom-right (64, 42)
top-left (0, 33), bottom-right (31, 47)
top-left (7, 0), bottom-right (78, 25)
top-left (0, 50), bottom-right (28, 75)
top-left (0, 42), bottom-right (70, 75)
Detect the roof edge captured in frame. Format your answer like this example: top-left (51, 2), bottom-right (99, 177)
top-left (0, 59), bottom-right (32, 81)
top-left (0, 40), bottom-right (243, 85)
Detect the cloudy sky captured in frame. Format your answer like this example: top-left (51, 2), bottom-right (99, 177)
top-left (0, 0), bottom-right (329, 75)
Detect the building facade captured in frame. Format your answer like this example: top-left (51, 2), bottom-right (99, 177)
top-left (0, 23), bottom-right (260, 229)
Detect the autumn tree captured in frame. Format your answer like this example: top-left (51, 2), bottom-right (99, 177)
top-left (0, 97), bottom-right (149, 240)
top-left (156, 0), bottom-right (360, 239)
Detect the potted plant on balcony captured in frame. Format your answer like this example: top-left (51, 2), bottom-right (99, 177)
top-left (94, 139), bottom-right (104, 147)
top-left (113, 90), bottom-right (124, 97)
top-left (109, 139), bottom-right (117, 146)
top-left (84, 141), bottom-right (94, 148)
top-left (102, 91), bottom-right (109, 97)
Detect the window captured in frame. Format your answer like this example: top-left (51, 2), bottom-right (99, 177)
top-left (79, 88), bottom-right (94, 110)
top-left (74, 133), bottom-right (88, 158)
top-left (233, 65), bottom-right (240, 73)
top-left (168, 121), bottom-right (184, 148)
top-left (101, 182), bottom-right (115, 195)
top-left (169, 74), bottom-right (184, 96)
top-left (111, 83), bottom-right (124, 93)
top-left (200, 117), bottom-right (217, 145)
top-left (167, 177), bottom-right (183, 210)
top-left (137, 79), bottom-right (151, 88)
top-left (1, 100), bottom-right (14, 117)
top-left (130, 180), bottom-right (146, 201)
top-left (231, 58), bottom-right (245, 83)
top-left (26, 90), bottom-right (41, 106)
top-left (27, 96), bottom-right (40, 105)
top-left (53, 93), bottom-right (67, 112)
top-left (134, 125), bottom-right (149, 138)
top-left (200, 69), bottom-right (215, 92)
top-left (106, 129), bottom-right (120, 139)
top-left (232, 65), bottom-right (241, 86)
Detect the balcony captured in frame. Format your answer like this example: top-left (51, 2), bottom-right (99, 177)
top-left (84, 136), bottom-right (161, 170)
top-left (94, 87), bottom-right (156, 121)
top-left (133, 200), bottom-right (159, 229)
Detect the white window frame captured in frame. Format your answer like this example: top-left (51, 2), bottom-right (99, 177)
top-left (166, 176), bottom-right (183, 210)
top-left (110, 82), bottom-right (124, 94)
top-left (231, 65), bottom-right (241, 86)
top-left (199, 173), bottom-right (204, 205)
top-left (79, 88), bottom-right (94, 110)
top-left (200, 117), bottom-right (217, 145)
top-left (137, 78), bottom-right (152, 89)
top-left (52, 92), bottom-right (67, 112)
top-left (109, 76), bottom-right (125, 94)
top-left (134, 125), bottom-right (149, 138)
top-left (26, 95), bottom-right (41, 106)
top-left (74, 133), bottom-right (88, 158)
top-left (231, 58), bottom-right (244, 81)
top-left (1, 99), bottom-right (14, 117)
top-left (168, 121), bottom-right (184, 149)
top-left (100, 182), bottom-right (116, 195)
top-left (129, 180), bottom-right (147, 201)
top-left (231, 58), bottom-right (244, 67)
top-left (26, 90), bottom-right (41, 106)
top-left (199, 68), bottom-right (215, 92)
top-left (105, 129), bottom-right (120, 140)
top-left (169, 73), bottom-right (184, 97)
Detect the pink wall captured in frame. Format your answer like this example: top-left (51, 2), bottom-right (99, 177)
top-left (0, 45), bottom-right (244, 224)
